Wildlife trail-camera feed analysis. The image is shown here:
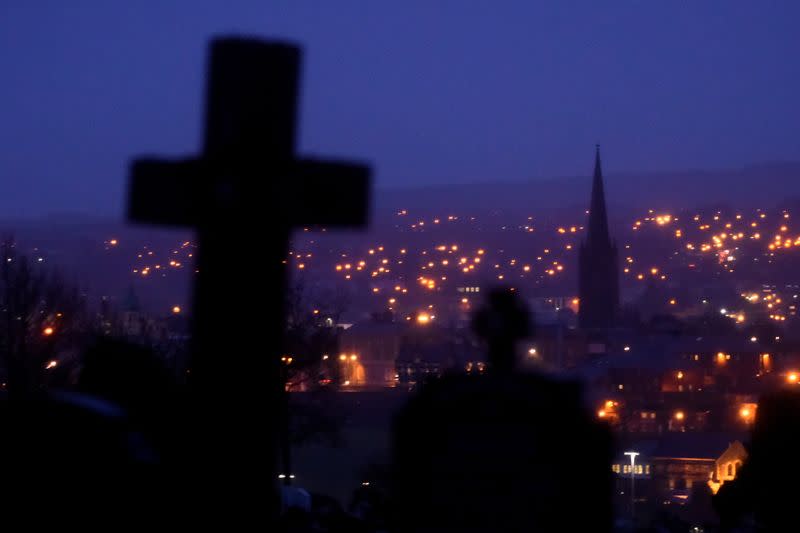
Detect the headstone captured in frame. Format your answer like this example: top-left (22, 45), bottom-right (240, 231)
top-left (391, 288), bottom-right (612, 531)
top-left (715, 388), bottom-right (800, 530)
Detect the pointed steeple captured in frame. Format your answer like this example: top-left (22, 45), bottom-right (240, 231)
top-left (122, 284), bottom-right (141, 313)
top-left (578, 145), bottom-right (619, 332)
top-left (587, 144), bottom-right (610, 245)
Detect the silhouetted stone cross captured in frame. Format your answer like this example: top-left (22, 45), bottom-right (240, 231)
top-left (126, 37), bottom-right (370, 523)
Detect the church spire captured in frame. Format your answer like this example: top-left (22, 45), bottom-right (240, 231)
top-left (587, 144), bottom-right (610, 245)
top-left (578, 145), bottom-right (619, 332)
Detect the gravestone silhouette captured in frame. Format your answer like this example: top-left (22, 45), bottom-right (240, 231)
top-left (392, 288), bottom-right (612, 532)
top-left (127, 37), bottom-right (370, 523)
top-left (714, 388), bottom-right (800, 531)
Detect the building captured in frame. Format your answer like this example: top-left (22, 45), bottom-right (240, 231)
top-left (119, 286), bottom-right (167, 341)
top-left (396, 322), bottom-right (481, 385)
top-left (612, 432), bottom-right (747, 510)
top-left (578, 145), bottom-right (619, 332)
top-left (707, 440), bottom-right (748, 494)
top-left (338, 320), bottom-right (403, 388)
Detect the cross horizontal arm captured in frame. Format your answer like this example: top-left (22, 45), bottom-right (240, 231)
top-left (291, 158), bottom-right (371, 227)
top-left (128, 158), bottom-right (205, 227)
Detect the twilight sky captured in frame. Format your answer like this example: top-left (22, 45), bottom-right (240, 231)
top-left (1, 1), bottom-right (799, 217)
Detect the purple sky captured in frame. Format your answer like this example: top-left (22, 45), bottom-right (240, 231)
top-left (1, 1), bottom-right (799, 217)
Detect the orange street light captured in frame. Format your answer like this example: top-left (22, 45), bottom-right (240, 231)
top-left (739, 405), bottom-right (757, 421)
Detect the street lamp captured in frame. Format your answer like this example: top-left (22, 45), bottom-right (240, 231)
top-left (624, 451), bottom-right (640, 521)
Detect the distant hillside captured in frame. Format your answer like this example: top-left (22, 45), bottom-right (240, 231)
top-left (0, 216), bottom-right (192, 314)
top-left (2, 160), bottom-right (800, 314)
top-left (375, 161), bottom-right (800, 215)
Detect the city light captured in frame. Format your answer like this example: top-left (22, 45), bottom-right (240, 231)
top-left (739, 404), bottom-right (757, 422)
top-left (42, 153), bottom-right (800, 475)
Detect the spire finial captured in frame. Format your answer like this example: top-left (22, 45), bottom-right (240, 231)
top-left (594, 144), bottom-right (602, 174)
top-left (587, 145), bottom-right (609, 244)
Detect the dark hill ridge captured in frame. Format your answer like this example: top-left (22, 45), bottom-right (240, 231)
top-left (375, 161), bottom-right (800, 214)
top-left (0, 217), bottom-right (192, 315)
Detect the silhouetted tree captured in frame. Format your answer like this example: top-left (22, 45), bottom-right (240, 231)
top-left (94, 293), bottom-right (191, 382)
top-left (284, 280), bottom-right (348, 390)
top-left (0, 237), bottom-right (89, 394)
top-left (280, 280), bottom-right (349, 487)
